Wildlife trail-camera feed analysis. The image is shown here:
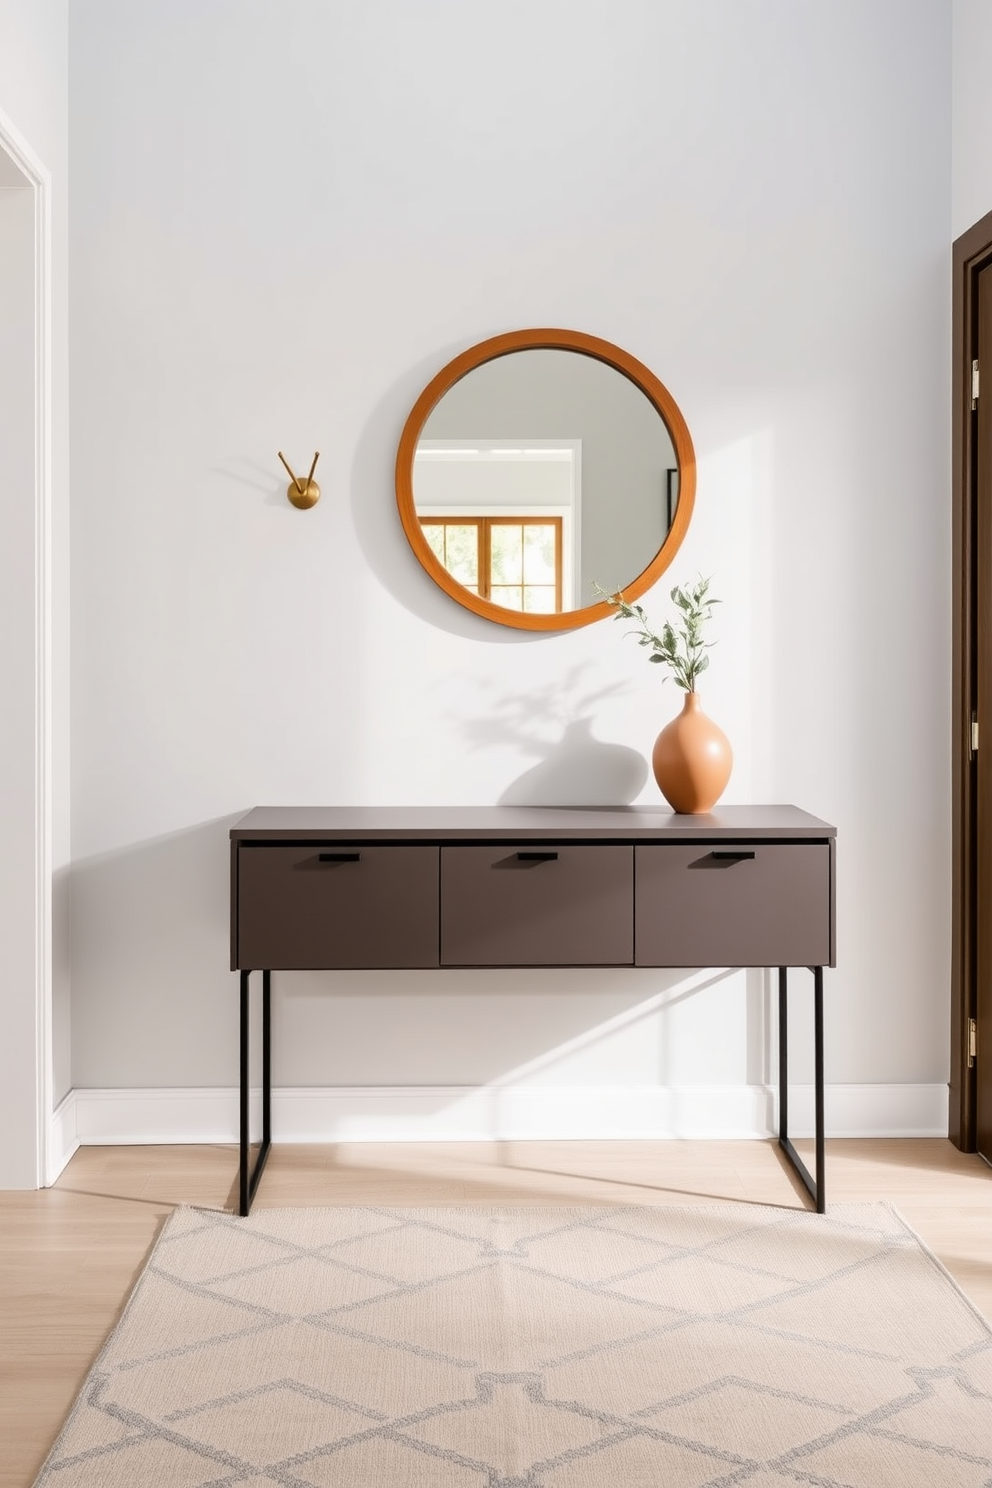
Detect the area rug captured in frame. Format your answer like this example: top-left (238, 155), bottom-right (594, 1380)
top-left (32, 1202), bottom-right (992, 1487)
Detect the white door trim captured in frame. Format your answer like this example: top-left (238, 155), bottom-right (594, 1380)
top-left (0, 105), bottom-right (53, 1187)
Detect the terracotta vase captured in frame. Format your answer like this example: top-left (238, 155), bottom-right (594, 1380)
top-left (651, 691), bottom-right (732, 814)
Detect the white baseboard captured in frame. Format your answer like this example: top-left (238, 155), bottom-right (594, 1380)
top-left (48, 1089), bottom-right (80, 1182)
top-left (66, 1082), bottom-right (949, 1146)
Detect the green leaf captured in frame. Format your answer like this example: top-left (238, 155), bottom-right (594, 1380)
top-left (599, 574), bottom-right (720, 688)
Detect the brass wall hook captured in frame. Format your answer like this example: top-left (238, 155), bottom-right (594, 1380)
top-left (278, 450), bottom-right (320, 510)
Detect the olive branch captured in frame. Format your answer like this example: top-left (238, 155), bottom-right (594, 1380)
top-left (593, 575), bottom-right (719, 693)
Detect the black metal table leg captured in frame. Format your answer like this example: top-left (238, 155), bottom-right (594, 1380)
top-left (777, 965), bottom-right (825, 1214)
top-left (239, 968), bottom-right (272, 1216)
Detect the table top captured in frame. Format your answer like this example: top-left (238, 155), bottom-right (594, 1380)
top-left (231, 805), bottom-right (836, 843)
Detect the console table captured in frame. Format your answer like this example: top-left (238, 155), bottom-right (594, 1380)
top-left (230, 805), bottom-right (836, 1216)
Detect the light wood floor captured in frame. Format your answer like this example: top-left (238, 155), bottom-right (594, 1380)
top-left (2, 1138), bottom-right (991, 1487)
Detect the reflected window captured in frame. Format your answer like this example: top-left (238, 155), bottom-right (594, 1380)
top-left (421, 516), bottom-right (562, 612)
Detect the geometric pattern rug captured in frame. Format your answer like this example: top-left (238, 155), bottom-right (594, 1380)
top-left (31, 1202), bottom-right (992, 1487)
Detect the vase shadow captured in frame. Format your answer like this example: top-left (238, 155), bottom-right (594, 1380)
top-left (499, 718), bottom-right (648, 806)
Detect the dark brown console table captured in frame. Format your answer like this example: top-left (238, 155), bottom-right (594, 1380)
top-left (230, 805), bottom-right (836, 1216)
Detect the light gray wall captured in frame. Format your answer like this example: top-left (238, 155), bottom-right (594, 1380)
top-left (65, 1), bottom-right (951, 1123)
top-left (953, 0), bottom-right (992, 236)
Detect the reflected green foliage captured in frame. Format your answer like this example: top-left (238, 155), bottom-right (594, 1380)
top-left (523, 586), bottom-right (556, 612)
top-left (424, 523), bottom-right (479, 587)
top-left (491, 526), bottom-right (523, 585)
top-left (523, 526), bottom-right (555, 584)
top-left (490, 585), bottom-right (526, 610)
top-left (423, 524), bottom-right (445, 561)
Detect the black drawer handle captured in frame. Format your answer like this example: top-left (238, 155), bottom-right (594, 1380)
top-left (516, 851), bottom-right (559, 862)
top-left (710, 850), bottom-right (756, 861)
top-left (318, 851), bottom-right (362, 863)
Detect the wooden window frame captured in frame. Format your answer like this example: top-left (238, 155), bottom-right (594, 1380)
top-left (422, 515), bottom-right (564, 613)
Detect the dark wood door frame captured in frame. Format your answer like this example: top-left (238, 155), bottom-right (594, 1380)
top-left (950, 208), bottom-right (992, 1149)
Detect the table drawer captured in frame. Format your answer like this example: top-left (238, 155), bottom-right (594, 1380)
top-left (236, 844), bottom-right (439, 969)
top-left (635, 842), bottom-right (832, 967)
top-left (440, 845), bottom-right (633, 965)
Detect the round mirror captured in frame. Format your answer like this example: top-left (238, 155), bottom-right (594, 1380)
top-left (395, 328), bottom-right (695, 631)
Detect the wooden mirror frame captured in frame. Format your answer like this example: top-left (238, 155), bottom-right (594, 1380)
top-left (395, 327), bottom-right (696, 631)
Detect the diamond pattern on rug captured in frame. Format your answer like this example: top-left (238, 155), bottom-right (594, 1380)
top-left (289, 1432), bottom-right (489, 1487)
top-left (315, 1216), bottom-right (519, 1285)
top-left (636, 1376), bottom-right (855, 1457)
top-left (340, 1257), bottom-right (684, 1372)
top-left (168, 1381), bottom-right (376, 1462)
top-left (537, 1426), bottom-right (749, 1488)
top-left (203, 1247), bottom-right (406, 1315)
top-left (395, 1372), bottom-right (618, 1473)
top-left (98, 1318), bottom-right (474, 1422)
top-left (788, 1428), bottom-right (992, 1488)
top-left (31, 1202), bottom-right (992, 1488)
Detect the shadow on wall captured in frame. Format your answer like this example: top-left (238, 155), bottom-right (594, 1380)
top-left (70, 817), bottom-right (244, 1090)
top-left (273, 964), bottom-right (747, 1090)
top-left (499, 718), bottom-right (647, 805)
top-left (68, 816), bottom-right (781, 1098)
top-left (452, 664), bottom-right (649, 806)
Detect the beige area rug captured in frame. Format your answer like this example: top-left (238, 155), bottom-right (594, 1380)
top-left (33, 1202), bottom-right (992, 1488)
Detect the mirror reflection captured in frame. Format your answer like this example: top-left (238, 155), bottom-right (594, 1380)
top-left (395, 329), bottom-right (695, 632)
top-left (412, 349), bottom-right (679, 617)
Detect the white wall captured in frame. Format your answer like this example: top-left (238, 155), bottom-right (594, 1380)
top-left (0, 1), bottom-right (70, 1175)
top-left (66, 0), bottom-right (952, 1140)
top-left (953, 0), bottom-right (992, 237)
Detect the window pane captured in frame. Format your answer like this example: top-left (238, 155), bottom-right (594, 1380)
top-left (443, 524), bottom-right (479, 586)
top-left (490, 524), bottom-right (523, 584)
top-left (490, 585), bottom-right (525, 610)
top-left (522, 586), bottom-right (556, 613)
top-left (427, 516), bottom-right (560, 612)
top-left (522, 525), bottom-right (556, 584)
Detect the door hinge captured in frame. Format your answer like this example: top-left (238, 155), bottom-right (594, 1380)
top-left (974, 360), bottom-right (981, 409)
top-left (972, 716), bottom-right (980, 756)
top-left (968, 1016), bottom-right (978, 1067)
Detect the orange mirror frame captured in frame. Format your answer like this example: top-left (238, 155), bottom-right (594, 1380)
top-left (395, 327), bottom-right (696, 632)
